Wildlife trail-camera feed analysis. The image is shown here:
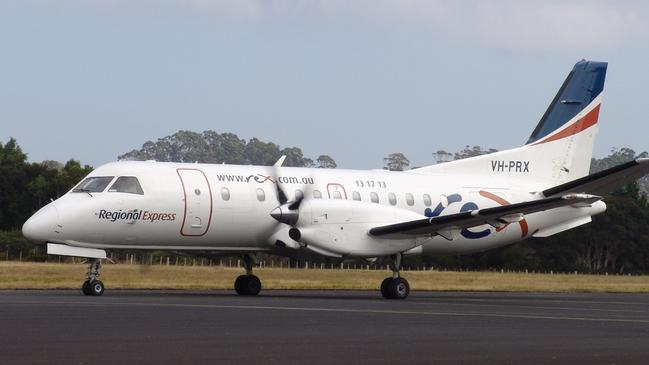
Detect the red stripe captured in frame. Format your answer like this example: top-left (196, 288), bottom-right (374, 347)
top-left (533, 104), bottom-right (600, 145)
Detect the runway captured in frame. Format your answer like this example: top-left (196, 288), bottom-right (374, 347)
top-left (1, 290), bottom-right (649, 364)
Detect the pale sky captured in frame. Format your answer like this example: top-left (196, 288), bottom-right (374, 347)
top-left (1, 0), bottom-right (648, 169)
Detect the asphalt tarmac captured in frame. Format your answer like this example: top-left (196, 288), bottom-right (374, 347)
top-left (1, 289), bottom-right (649, 364)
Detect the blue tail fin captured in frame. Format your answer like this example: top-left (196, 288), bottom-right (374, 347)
top-left (526, 60), bottom-right (607, 145)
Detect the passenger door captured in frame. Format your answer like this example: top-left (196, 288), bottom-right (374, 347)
top-left (327, 183), bottom-right (347, 200)
top-left (177, 169), bottom-right (213, 236)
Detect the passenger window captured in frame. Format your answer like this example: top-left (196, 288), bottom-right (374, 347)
top-left (423, 194), bottom-right (432, 207)
top-left (313, 190), bottom-right (322, 199)
top-left (440, 194), bottom-right (449, 208)
top-left (256, 188), bottom-right (266, 202)
top-left (221, 187), bottom-right (231, 201)
top-left (108, 176), bottom-right (144, 195)
top-left (332, 191), bottom-right (342, 199)
top-left (352, 191), bottom-right (361, 201)
top-left (388, 192), bottom-right (397, 206)
top-left (73, 176), bottom-right (114, 193)
top-left (370, 192), bottom-right (379, 203)
top-left (295, 189), bottom-right (304, 200)
top-left (405, 193), bottom-right (414, 206)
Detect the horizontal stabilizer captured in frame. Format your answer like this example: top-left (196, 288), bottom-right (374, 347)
top-left (543, 158), bottom-right (649, 197)
top-left (369, 194), bottom-right (600, 238)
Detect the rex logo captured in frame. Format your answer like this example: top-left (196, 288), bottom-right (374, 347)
top-left (424, 191), bottom-right (528, 239)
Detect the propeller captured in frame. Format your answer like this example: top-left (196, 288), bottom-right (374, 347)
top-left (269, 155), bottom-right (307, 228)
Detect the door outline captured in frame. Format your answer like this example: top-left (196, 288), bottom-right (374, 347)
top-left (326, 183), bottom-right (347, 200)
top-left (177, 168), bottom-right (213, 237)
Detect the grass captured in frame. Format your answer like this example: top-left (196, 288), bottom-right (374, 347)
top-left (1, 261), bottom-right (649, 292)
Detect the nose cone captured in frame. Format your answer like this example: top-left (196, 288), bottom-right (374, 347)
top-left (22, 203), bottom-right (59, 243)
top-left (270, 205), bottom-right (299, 226)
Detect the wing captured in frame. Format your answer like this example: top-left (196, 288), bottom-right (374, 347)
top-left (543, 158), bottom-right (649, 197)
top-left (369, 194), bottom-right (600, 238)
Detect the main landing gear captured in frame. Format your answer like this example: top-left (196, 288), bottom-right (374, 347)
top-left (82, 259), bottom-right (105, 296)
top-left (234, 254), bottom-right (262, 296)
top-left (381, 253), bottom-right (410, 300)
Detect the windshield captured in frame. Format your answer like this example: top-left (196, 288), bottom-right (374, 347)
top-left (72, 176), bottom-right (114, 193)
top-left (108, 176), bottom-right (144, 195)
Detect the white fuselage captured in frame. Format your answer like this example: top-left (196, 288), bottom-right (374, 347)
top-left (27, 161), bottom-right (605, 259)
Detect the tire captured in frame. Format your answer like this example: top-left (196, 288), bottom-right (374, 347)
top-left (380, 278), bottom-right (394, 299)
top-left (243, 275), bottom-right (262, 296)
top-left (234, 275), bottom-right (247, 295)
top-left (235, 275), bottom-right (262, 296)
top-left (89, 280), bottom-right (105, 296)
top-left (82, 280), bottom-right (92, 296)
top-left (388, 278), bottom-right (410, 300)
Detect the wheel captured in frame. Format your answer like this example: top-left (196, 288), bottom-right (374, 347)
top-left (234, 275), bottom-right (246, 294)
top-left (380, 277), bottom-right (394, 299)
top-left (235, 275), bottom-right (262, 296)
top-left (82, 280), bottom-right (92, 296)
top-left (89, 280), bottom-right (105, 296)
top-left (387, 277), bottom-right (410, 300)
top-left (244, 275), bottom-right (262, 296)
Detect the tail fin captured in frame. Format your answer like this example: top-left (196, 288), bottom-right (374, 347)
top-left (412, 60), bottom-right (608, 188)
top-left (526, 60), bottom-right (607, 145)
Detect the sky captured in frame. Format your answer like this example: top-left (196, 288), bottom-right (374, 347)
top-left (1, 0), bottom-right (649, 169)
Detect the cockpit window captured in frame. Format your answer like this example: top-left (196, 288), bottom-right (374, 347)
top-left (73, 176), bottom-right (114, 193)
top-left (108, 176), bottom-right (144, 195)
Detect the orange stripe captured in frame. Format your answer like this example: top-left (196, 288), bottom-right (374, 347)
top-left (479, 190), bottom-right (529, 238)
top-left (533, 104), bottom-right (600, 145)
top-left (479, 190), bottom-right (509, 205)
top-left (519, 219), bottom-right (529, 237)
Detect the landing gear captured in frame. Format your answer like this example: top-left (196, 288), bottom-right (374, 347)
top-left (234, 254), bottom-right (262, 296)
top-left (81, 259), bottom-right (105, 296)
top-left (381, 253), bottom-right (410, 300)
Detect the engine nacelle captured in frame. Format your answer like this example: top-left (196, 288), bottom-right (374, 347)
top-left (293, 199), bottom-right (430, 257)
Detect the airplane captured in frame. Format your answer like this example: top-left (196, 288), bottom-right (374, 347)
top-left (22, 60), bottom-right (649, 299)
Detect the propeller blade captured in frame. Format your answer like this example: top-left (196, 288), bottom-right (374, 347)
top-left (288, 198), bottom-right (303, 211)
top-left (276, 184), bottom-right (289, 205)
top-left (273, 155), bottom-right (286, 167)
top-left (272, 155), bottom-right (289, 205)
top-left (268, 155), bottom-right (313, 230)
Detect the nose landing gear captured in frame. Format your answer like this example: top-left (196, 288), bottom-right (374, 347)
top-left (380, 253), bottom-right (410, 300)
top-left (82, 259), bottom-right (104, 296)
top-left (234, 254), bottom-right (262, 296)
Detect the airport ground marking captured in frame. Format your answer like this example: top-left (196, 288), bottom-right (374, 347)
top-left (4, 299), bottom-right (649, 325)
top-left (406, 300), bottom-right (649, 314)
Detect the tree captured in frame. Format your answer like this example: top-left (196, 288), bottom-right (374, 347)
top-left (591, 147), bottom-right (649, 194)
top-left (316, 155), bottom-right (337, 169)
top-left (0, 138), bottom-right (31, 230)
top-left (56, 160), bottom-right (94, 195)
top-left (383, 153), bottom-right (410, 171)
top-left (432, 150), bottom-right (453, 164)
top-left (454, 145), bottom-right (498, 160)
top-left (243, 138), bottom-right (281, 165)
top-left (203, 131), bottom-right (247, 164)
top-left (118, 130), bottom-right (323, 167)
top-left (280, 147), bottom-right (313, 167)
